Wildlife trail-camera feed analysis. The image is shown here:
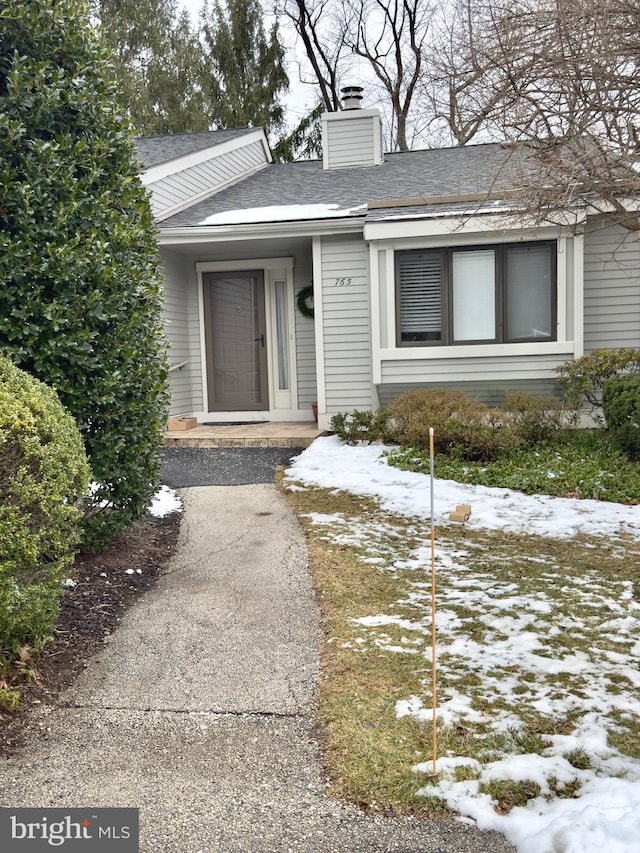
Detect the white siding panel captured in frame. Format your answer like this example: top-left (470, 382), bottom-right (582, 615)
top-left (293, 251), bottom-right (317, 408)
top-left (160, 249), bottom-right (192, 416)
top-left (148, 140), bottom-right (266, 218)
top-left (584, 223), bottom-right (640, 351)
top-left (378, 380), bottom-right (560, 408)
top-left (321, 235), bottom-right (373, 412)
top-left (380, 353), bottom-right (562, 384)
top-left (323, 113), bottom-right (382, 169)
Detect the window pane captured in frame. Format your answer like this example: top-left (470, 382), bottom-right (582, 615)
top-left (452, 250), bottom-right (496, 341)
top-left (398, 251), bottom-right (442, 342)
top-left (274, 280), bottom-right (289, 390)
top-left (506, 245), bottom-right (553, 340)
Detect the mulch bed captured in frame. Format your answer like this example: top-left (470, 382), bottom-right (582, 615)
top-left (0, 512), bottom-right (181, 757)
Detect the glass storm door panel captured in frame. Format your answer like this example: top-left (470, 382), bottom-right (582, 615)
top-left (203, 271), bottom-right (268, 411)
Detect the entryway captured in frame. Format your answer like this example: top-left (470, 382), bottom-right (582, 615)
top-left (202, 270), bottom-right (268, 412)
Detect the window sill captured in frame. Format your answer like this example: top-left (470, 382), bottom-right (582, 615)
top-left (381, 341), bottom-right (575, 360)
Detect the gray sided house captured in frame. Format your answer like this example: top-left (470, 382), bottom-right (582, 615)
top-left (135, 107), bottom-right (640, 431)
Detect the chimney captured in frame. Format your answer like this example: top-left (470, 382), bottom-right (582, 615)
top-left (321, 86), bottom-right (384, 170)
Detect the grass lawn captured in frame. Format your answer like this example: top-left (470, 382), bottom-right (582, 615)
top-left (279, 432), bottom-right (640, 850)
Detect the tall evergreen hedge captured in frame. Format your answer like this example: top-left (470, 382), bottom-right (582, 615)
top-left (0, 0), bottom-right (170, 542)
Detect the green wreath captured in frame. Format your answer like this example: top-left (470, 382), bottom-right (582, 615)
top-left (296, 285), bottom-right (314, 319)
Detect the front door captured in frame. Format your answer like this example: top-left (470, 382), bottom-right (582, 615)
top-left (203, 271), bottom-right (268, 411)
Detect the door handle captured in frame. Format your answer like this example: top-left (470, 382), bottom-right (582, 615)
top-left (254, 333), bottom-right (265, 347)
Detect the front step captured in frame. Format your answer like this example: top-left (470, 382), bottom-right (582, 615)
top-left (163, 422), bottom-right (323, 448)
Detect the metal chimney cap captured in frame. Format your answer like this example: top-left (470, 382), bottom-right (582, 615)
top-left (341, 85), bottom-right (364, 110)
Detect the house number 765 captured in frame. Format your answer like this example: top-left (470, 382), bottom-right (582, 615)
top-left (334, 277), bottom-right (352, 286)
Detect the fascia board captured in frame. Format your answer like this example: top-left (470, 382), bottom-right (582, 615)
top-left (141, 129), bottom-right (271, 186)
top-left (157, 217), bottom-right (364, 245)
top-left (364, 211), bottom-right (585, 241)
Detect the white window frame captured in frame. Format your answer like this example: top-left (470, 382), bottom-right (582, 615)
top-left (368, 225), bottom-right (583, 385)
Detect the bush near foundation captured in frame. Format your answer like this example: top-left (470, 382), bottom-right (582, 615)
top-left (602, 375), bottom-right (640, 460)
top-left (0, 355), bottom-right (90, 654)
top-left (330, 409), bottom-right (390, 445)
top-left (502, 392), bottom-right (568, 446)
top-left (555, 348), bottom-right (640, 420)
top-left (385, 389), bottom-right (514, 461)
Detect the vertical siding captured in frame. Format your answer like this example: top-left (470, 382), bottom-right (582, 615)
top-left (294, 251), bottom-right (317, 408)
top-left (148, 140), bottom-right (267, 218)
top-left (583, 222), bottom-right (640, 351)
top-left (160, 249), bottom-right (192, 416)
top-left (321, 235), bottom-right (374, 412)
top-left (186, 266), bottom-right (204, 412)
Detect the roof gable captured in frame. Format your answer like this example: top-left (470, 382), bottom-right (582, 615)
top-left (135, 128), bottom-right (273, 222)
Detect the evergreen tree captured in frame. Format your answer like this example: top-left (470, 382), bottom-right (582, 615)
top-left (202, 0), bottom-right (289, 136)
top-left (92, 0), bottom-right (209, 134)
top-left (0, 0), bottom-right (170, 543)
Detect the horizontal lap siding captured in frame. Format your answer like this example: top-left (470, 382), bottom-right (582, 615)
top-left (381, 353), bottom-right (562, 381)
top-left (378, 380), bottom-right (560, 408)
top-left (378, 354), bottom-right (562, 408)
top-left (321, 236), bottom-right (373, 411)
top-left (161, 249), bottom-right (192, 416)
top-left (325, 117), bottom-right (376, 169)
top-left (584, 223), bottom-right (640, 351)
top-left (148, 141), bottom-right (266, 218)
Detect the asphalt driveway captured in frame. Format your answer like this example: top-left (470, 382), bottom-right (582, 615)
top-left (161, 446), bottom-right (305, 487)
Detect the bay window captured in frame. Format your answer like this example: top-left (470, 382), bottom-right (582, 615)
top-left (396, 241), bottom-right (556, 346)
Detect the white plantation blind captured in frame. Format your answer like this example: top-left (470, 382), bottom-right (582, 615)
top-left (452, 249), bottom-right (496, 341)
top-left (398, 251), bottom-right (442, 342)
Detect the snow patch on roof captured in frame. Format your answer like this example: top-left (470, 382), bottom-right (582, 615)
top-left (198, 203), bottom-right (367, 226)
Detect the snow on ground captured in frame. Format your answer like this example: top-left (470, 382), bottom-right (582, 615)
top-left (285, 436), bottom-right (640, 853)
top-left (87, 483), bottom-right (182, 517)
top-left (149, 484), bottom-right (182, 517)
top-left (286, 435), bottom-right (640, 540)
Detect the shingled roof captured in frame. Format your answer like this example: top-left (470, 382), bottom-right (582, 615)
top-left (159, 142), bottom-right (527, 228)
top-left (134, 128), bottom-right (257, 169)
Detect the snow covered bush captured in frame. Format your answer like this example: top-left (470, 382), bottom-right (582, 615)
top-left (0, 355), bottom-right (90, 653)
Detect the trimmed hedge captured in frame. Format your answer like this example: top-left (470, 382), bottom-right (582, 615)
top-left (0, 355), bottom-right (90, 653)
top-left (602, 374), bottom-right (640, 460)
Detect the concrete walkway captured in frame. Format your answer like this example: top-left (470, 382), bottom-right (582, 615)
top-left (0, 486), bottom-right (515, 852)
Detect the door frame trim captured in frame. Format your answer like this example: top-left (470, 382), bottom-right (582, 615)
top-left (202, 269), bottom-right (268, 412)
top-left (196, 258), bottom-right (296, 416)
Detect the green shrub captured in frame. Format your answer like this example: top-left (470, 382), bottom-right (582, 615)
top-left (0, 354), bottom-right (90, 654)
top-left (503, 392), bottom-right (568, 446)
top-left (387, 429), bottom-right (640, 504)
top-left (555, 349), bottom-right (640, 419)
top-left (330, 409), bottom-right (390, 445)
top-left (602, 375), bottom-right (640, 459)
top-left (385, 389), bottom-right (514, 461)
top-left (0, 0), bottom-right (169, 545)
